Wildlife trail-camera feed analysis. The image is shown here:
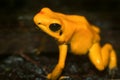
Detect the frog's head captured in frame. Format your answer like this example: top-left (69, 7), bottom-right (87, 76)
top-left (33, 7), bottom-right (63, 40)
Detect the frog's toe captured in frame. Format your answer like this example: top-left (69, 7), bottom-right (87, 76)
top-left (59, 76), bottom-right (71, 80)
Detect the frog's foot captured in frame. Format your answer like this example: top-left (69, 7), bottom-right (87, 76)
top-left (47, 73), bottom-right (51, 80)
top-left (59, 76), bottom-right (70, 80)
top-left (47, 74), bottom-right (70, 80)
top-left (108, 67), bottom-right (118, 77)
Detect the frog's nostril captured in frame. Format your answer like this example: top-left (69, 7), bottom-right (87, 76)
top-left (38, 23), bottom-right (41, 25)
top-left (49, 23), bottom-right (61, 32)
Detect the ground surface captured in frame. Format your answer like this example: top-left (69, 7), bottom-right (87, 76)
top-left (0, 50), bottom-right (120, 80)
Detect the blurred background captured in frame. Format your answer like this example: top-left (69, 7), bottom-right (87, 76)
top-left (0, 0), bottom-right (120, 79)
top-left (0, 0), bottom-right (120, 54)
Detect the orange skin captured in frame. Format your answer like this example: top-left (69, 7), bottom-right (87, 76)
top-left (33, 7), bottom-right (117, 80)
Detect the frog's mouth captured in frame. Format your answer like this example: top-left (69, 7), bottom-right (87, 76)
top-left (37, 24), bottom-right (60, 39)
top-left (59, 30), bottom-right (63, 36)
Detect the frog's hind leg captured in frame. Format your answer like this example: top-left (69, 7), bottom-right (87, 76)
top-left (88, 43), bottom-right (117, 71)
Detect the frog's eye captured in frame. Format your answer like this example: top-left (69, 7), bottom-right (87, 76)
top-left (49, 23), bottom-right (61, 32)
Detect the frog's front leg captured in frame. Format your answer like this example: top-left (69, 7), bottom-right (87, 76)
top-left (89, 43), bottom-right (117, 73)
top-left (47, 44), bottom-right (68, 80)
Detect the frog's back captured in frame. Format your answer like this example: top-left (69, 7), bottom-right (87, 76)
top-left (66, 15), bottom-right (89, 24)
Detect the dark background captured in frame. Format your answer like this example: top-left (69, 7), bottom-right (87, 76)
top-left (0, 0), bottom-right (120, 54)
